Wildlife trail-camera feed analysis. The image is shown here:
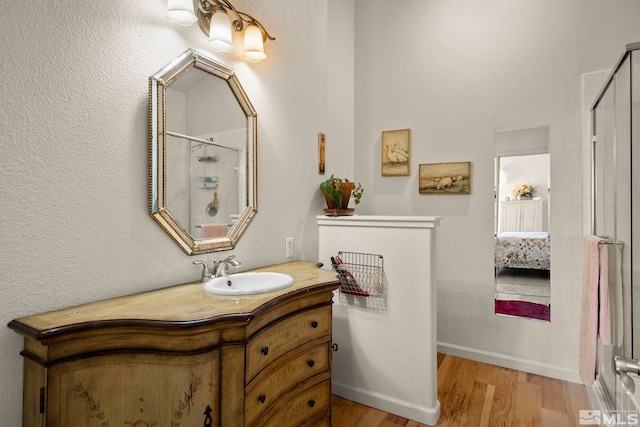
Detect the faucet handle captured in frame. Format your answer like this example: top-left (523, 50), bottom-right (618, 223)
top-left (192, 260), bottom-right (212, 282)
top-left (212, 255), bottom-right (242, 277)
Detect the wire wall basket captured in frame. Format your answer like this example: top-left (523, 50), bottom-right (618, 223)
top-left (331, 251), bottom-right (384, 297)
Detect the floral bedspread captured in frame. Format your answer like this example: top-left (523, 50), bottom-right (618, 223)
top-left (495, 232), bottom-right (550, 270)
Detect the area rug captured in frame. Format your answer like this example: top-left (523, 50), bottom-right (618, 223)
top-left (495, 299), bottom-right (550, 321)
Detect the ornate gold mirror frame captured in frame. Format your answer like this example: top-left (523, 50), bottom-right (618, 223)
top-left (149, 49), bottom-right (257, 255)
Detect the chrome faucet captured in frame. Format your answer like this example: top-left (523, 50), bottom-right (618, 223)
top-left (193, 256), bottom-right (242, 282)
top-left (192, 260), bottom-right (212, 283)
top-left (212, 255), bottom-right (242, 277)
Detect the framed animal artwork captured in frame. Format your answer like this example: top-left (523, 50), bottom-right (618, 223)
top-left (419, 162), bottom-right (471, 194)
top-left (381, 129), bottom-right (410, 176)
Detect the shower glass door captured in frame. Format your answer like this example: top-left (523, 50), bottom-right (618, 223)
top-left (631, 49), bottom-right (640, 363)
top-left (592, 47), bottom-right (633, 414)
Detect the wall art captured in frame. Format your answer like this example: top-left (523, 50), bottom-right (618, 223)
top-left (381, 129), bottom-right (410, 176)
top-left (318, 132), bottom-right (326, 174)
top-left (419, 161), bottom-right (471, 194)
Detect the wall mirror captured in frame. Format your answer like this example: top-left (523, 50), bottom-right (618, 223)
top-left (149, 49), bottom-right (257, 255)
top-left (494, 126), bottom-right (551, 321)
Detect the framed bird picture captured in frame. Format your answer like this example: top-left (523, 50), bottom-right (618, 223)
top-left (382, 129), bottom-right (410, 176)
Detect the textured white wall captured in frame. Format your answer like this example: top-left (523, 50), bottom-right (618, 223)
top-left (326, 0), bottom-right (355, 179)
top-left (0, 0), bottom-right (330, 423)
top-left (498, 154), bottom-right (550, 204)
top-left (352, 0), bottom-right (640, 381)
top-left (319, 216), bottom-right (440, 425)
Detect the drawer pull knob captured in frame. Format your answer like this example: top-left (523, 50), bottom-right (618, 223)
top-left (307, 360), bottom-right (315, 367)
top-left (311, 321), bottom-right (318, 328)
top-left (308, 399), bottom-right (316, 408)
top-left (332, 343), bottom-right (338, 351)
top-left (260, 346), bottom-right (269, 356)
top-left (258, 394), bottom-right (266, 404)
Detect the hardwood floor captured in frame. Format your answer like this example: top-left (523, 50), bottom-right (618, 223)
top-left (330, 353), bottom-right (591, 427)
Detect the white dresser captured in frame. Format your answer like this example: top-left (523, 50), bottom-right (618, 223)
top-left (499, 199), bottom-right (547, 232)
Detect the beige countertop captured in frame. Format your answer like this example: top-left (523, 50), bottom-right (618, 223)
top-left (9, 261), bottom-right (340, 342)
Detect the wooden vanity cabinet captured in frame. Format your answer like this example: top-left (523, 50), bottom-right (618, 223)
top-left (15, 324), bottom-right (229, 427)
top-left (9, 261), bottom-right (339, 427)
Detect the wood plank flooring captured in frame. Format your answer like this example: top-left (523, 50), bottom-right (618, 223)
top-left (330, 353), bottom-right (591, 427)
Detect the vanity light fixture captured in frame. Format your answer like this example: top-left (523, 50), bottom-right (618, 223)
top-left (166, 0), bottom-right (275, 62)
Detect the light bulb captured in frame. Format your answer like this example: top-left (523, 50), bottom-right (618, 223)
top-left (166, 0), bottom-right (197, 26)
top-left (209, 8), bottom-right (233, 52)
top-left (243, 24), bottom-right (266, 62)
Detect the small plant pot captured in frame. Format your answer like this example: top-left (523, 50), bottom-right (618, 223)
top-left (323, 181), bottom-right (354, 210)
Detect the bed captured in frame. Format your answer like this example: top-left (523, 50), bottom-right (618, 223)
top-left (495, 231), bottom-right (550, 271)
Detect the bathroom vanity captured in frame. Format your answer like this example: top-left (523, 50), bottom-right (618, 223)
top-left (8, 261), bottom-right (339, 427)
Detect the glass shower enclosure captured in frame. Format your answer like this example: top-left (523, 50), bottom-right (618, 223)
top-left (591, 41), bottom-right (640, 414)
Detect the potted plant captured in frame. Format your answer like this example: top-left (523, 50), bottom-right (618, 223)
top-left (320, 175), bottom-right (363, 215)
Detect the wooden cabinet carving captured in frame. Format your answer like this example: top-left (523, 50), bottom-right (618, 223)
top-left (51, 351), bottom-right (218, 426)
top-left (8, 261), bottom-right (339, 427)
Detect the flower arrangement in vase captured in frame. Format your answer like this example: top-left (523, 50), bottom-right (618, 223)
top-left (512, 183), bottom-right (537, 200)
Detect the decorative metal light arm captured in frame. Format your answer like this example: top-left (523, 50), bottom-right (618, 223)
top-left (198, 0), bottom-right (275, 42)
top-left (236, 11), bottom-right (275, 42)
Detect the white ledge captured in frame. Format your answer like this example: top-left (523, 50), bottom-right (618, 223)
top-left (317, 215), bottom-right (442, 229)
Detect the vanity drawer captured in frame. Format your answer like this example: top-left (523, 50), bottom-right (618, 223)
top-left (300, 412), bottom-right (331, 427)
top-left (245, 341), bottom-right (330, 426)
top-left (246, 306), bottom-right (331, 381)
top-left (253, 378), bottom-right (331, 427)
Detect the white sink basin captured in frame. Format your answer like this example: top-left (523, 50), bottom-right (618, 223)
top-left (203, 272), bottom-right (294, 296)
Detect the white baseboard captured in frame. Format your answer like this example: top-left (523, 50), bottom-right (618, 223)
top-left (438, 341), bottom-right (582, 383)
top-left (332, 381), bottom-right (441, 426)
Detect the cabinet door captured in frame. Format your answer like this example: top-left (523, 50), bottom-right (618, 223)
top-left (47, 351), bottom-right (219, 427)
top-left (500, 203), bottom-right (522, 232)
top-left (520, 202), bottom-right (541, 231)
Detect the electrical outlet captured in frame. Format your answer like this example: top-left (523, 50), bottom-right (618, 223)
top-left (285, 237), bottom-right (294, 259)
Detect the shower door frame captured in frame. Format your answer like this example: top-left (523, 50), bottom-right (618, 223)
top-left (590, 41), bottom-right (639, 414)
